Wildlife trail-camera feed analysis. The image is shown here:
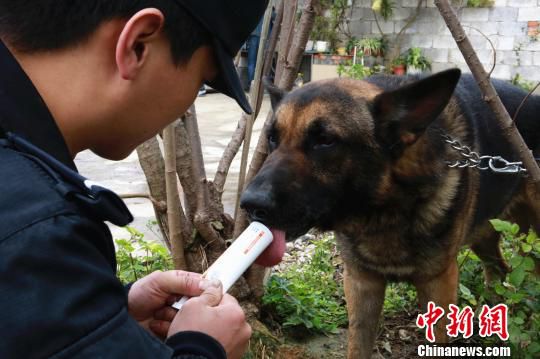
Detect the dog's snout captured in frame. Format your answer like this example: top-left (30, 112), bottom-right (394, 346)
top-left (240, 188), bottom-right (276, 223)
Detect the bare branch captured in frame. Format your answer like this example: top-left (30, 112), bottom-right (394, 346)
top-left (163, 123), bottom-right (188, 270)
top-left (214, 1), bottom-right (284, 194)
top-left (119, 193), bottom-right (167, 212)
top-left (136, 137), bottom-right (170, 248)
top-left (234, 0), bottom-right (319, 236)
top-left (174, 119), bottom-right (197, 225)
top-left (235, 4), bottom-right (276, 219)
top-left (513, 82), bottom-right (540, 123)
top-left (275, 0), bottom-right (297, 83)
top-left (278, 0), bottom-right (318, 90)
top-left (435, 0), bottom-right (540, 193)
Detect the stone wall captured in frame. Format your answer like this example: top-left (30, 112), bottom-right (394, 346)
top-left (347, 0), bottom-right (540, 82)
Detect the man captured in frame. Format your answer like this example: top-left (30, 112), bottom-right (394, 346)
top-left (0, 0), bottom-right (267, 358)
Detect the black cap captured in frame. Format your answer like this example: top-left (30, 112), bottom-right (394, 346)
top-left (174, 0), bottom-right (269, 114)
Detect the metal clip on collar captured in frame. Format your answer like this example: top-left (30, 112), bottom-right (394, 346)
top-left (488, 156), bottom-right (527, 174)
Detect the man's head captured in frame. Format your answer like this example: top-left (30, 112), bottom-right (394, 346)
top-left (0, 0), bottom-right (267, 159)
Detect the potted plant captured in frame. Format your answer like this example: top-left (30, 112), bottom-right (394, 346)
top-left (345, 37), bottom-right (358, 56)
top-left (405, 47), bottom-right (431, 74)
top-left (359, 37), bottom-right (385, 57)
top-left (391, 56), bottom-right (406, 75)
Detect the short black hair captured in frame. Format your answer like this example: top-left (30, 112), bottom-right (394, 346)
top-left (0, 0), bottom-right (211, 65)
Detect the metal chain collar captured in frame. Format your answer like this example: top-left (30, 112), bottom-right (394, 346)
top-left (440, 132), bottom-right (529, 175)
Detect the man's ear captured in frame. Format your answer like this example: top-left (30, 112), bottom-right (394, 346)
top-left (264, 77), bottom-right (287, 110)
top-left (372, 69), bottom-right (461, 147)
top-left (116, 9), bottom-right (165, 80)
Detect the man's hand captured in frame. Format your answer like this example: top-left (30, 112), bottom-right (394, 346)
top-left (127, 270), bottom-right (203, 338)
top-left (168, 280), bottom-right (252, 359)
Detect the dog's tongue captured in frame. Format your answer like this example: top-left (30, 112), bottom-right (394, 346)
top-left (255, 228), bottom-right (286, 267)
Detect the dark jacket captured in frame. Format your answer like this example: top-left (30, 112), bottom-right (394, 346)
top-left (0, 40), bottom-right (225, 358)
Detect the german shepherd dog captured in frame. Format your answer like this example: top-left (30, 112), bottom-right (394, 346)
top-left (240, 69), bottom-right (540, 358)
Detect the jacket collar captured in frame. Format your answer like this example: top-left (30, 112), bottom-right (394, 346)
top-left (0, 40), bottom-right (76, 170)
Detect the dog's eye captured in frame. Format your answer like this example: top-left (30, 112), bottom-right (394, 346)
top-left (267, 130), bottom-right (279, 151)
top-left (313, 133), bottom-right (336, 150)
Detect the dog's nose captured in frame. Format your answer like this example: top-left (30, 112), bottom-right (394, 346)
top-left (240, 188), bottom-right (275, 223)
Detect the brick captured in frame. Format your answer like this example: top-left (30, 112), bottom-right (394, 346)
top-left (431, 62), bottom-right (457, 73)
top-left (349, 7), bottom-right (364, 21)
top-left (492, 35), bottom-right (515, 50)
top-left (515, 51), bottom-right (533, 66)
top-left (408, 35), bottom-right (433, 48)
top-left (399, 21), bottom-right (417, 34)
top-left (391, 8), bottom-right (412, 21)
top-left (501, 50), bottom-right (520, 66)
top-left (432, 35), bottom-right (458, 49)
top-left (489, 7), bottom-right (518, 22)
top-left (533, 51), bottom-right (540, 66)
top-left (355, 0), bottom-right (372, 7)
top-left (419, 8), bottom-right (441, 19)
top-left (490, 64), bottom-right (512, 80)
top-left (449, 49), bottom-right (466, 64)
top-left (372, 20), bottom-right (394, 34)
top-left (476, 49), bottom-right (496, 64)
top-left (349, 20), bottom-right (372, 36)
top-left (461, 8), bottom-right (489, 22)
top-left (523, 40), bottom-right (540, 51)
top-left (423, 48), bottom-right (449, 62)
top-left (518, 8), bottom-right (540, 21)
top-left (514, 66), bottom-right (540, 82)
top-left (508, 0), bottom-right (536, 7)
top-left (401, 0), bottom-right (421, 7)
top-left (464, 21), bottom-right (498, 36)
top-left (469, 35), bottom-right (490, 50)
top-left (497, 22), bottom-right (526, 36)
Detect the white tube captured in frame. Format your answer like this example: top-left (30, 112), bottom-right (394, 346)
top-left (172, 222), bottom-right (273, 310)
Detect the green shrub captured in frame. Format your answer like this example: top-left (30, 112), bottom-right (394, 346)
top-left (262, 234), bottom-right (348, 334)
top-left (467, 0), bottom-right (494, 7)
top-left (115, 227), bottom-right (173, 284)
top-left (337, 61), bottom-right (372, 80)
top-left (457, 220), bottom-right (539, 358)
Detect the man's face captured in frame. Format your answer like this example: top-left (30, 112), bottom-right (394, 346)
top-left (91, 41), bottom-right (218, 160)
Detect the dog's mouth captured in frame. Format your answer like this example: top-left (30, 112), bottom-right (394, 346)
top-left (255, 228), bottom-right (287, 267)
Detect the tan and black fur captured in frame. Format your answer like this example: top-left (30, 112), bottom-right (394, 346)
top-left (240, 69), bottom-right (540, 358)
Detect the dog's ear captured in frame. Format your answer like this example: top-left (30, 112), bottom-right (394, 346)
top-left (264, 77), bottom-right (286, 110)
top-left (373, 69), bottom-right (461, 147)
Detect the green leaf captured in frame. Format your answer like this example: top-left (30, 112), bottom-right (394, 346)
top-left (490, 219), bottom-right (512, 233)
top-left (459, 283), bottom-right (471, 296)
top-left (529, 342), bottom-right (540, 353)
top-left (495, 283), bottom-right (506, 295)
top-left (509, 266), bottom-right (526, 287)
top-left (511, 223), bottom-right (520, 235)
top-left (522, 243), bottom-right (533, 253)
top-left (509, 256), bottom-right (521, 269)
top-left (522, 257), bottom-right (535, 271)
top-left (526, 230), bottom-right (537, 244)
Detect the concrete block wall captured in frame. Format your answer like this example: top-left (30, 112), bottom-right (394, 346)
top-left (347, 0), bottom-right (540, 82)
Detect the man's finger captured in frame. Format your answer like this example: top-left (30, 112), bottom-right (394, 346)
top-left (149, 320), bottom-right (170, 339)
top-left (154, 307), bottom-right (177, 322)
top-left (155, 270), bottom-right (204, 297)
top-left (196, 279), bottom-right (223, 307)
top-left (220, 293), bottom-right (239, 306)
